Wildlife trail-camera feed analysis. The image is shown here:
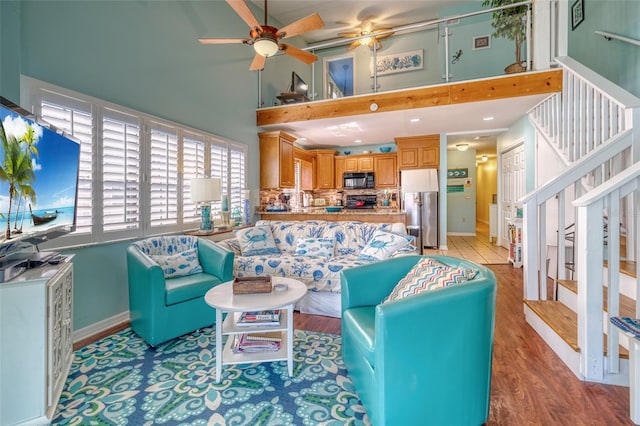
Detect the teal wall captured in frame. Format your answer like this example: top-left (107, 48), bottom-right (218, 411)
top-left (0, 1), bottom-right (21, 102)
top-left (446, 148), bottom-right (477, 234)
top-left (567, 0), bottom-right (639, 97)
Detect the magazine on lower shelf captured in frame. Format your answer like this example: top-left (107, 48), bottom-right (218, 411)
top-left (236, 310), bottom-right (281, 327)
top-left (231, 333), bottom-right (281, 353)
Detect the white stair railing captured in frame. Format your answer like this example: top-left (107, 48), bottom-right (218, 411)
top-left (523, 56), bottom-right (640, 384)
top-left (574, 162), bottom-right (640, 381)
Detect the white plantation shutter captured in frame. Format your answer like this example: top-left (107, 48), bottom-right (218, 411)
top-left (149, 122), bottom-right (179, 227)
top-left (25, 77), bottom-right (248, 246)
top-left (210, 143), bottom-right (228, 217)
top-left (102, 108), bottom-right (141, 233)
top-left (229, 144), bottom-right (246, 210)
top-left (39, 94), bottom-right (93, 235)
top-left (182, 132), bottom-right (206, 223)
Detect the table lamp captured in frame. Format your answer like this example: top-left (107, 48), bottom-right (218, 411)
top-left (190, 177), bottom-right (221, 231)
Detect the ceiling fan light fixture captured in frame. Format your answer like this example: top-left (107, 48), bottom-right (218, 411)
top-left (253, 38), bottom-right (279, 57)
top-left (456, 143), bottom-right (469, 151)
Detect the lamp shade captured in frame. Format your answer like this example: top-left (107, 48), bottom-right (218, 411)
top-left (254, 39), bottom-right (279, 57)
top-left (401, 169), bottom-right (439, 193)
top-left (190, 178), bottom-right (221, 203)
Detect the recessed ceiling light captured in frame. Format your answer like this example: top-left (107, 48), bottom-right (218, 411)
top-left (299, 137), bottom-right (307, 141)
top-left (474, 136), bottom-right (480, 140)
top-left (354, 139), bottom-right (362, 143)
top-left (410, 118), bottom-right (420, 123)
top-left (483, 116), bottom-right (494, 121)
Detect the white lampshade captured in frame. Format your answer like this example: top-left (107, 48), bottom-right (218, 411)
top-left (254, 39), bottom-right (279, 57)
top-left (401, 169), bottom-right (439, 193)
top-left (190, 177), bottom-right (221, 203)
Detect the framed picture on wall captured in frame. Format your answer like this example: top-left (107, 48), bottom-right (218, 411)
top-left (571, 0), bottom-right (584, 30)
top-left (473, 35), bottom-right (491, 50)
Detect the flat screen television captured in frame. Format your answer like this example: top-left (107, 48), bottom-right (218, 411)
top-left (291, 71), bottom-right (308, 97)
top-left (0, 97), bottom-right (81, 257)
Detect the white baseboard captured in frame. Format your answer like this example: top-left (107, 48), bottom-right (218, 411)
top-left (73, 311), bottom-right (130, 344)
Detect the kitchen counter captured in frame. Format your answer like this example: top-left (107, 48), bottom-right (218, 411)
top-left (259, 208), bottom-right (407, 225)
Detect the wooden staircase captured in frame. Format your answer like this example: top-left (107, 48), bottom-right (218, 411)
top-left (525, 261), bottom-right (637, 360)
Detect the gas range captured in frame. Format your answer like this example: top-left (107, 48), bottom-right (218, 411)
top-left (345, 194), bottom-right (377, 209)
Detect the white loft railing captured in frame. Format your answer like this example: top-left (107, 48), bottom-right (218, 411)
top-left (574, 162), bottom-right (640, 382)
top-left (524, 57), bottom-right (640, 302)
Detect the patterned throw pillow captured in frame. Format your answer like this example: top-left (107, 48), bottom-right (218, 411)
top-left (235, 225), bottom-right (281, 256)
top-left (383, 257), bottom-right (478, 303)
top-left (149, 247), bottom-right (203, 279)
top-left (358, 230), bottom-right (413, 261)
top-left (295, 237), bottom-right (335, 257)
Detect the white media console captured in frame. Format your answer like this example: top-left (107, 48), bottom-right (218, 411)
top-left (0, 255), bottom-right (74, 425)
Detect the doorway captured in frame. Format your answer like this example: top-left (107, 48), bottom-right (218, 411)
top-left (323, 54), bottom-right (355, 99)
top-left (500, 142), bottom-right (525, 248)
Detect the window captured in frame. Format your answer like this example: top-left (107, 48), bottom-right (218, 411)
top-left (23, 76), bottom-right (248, 247)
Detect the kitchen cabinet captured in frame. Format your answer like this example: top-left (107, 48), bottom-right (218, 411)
top-left (395, 134), bottom-right (440, 170)
top-left (334, 157), bottom-right (345, 189)
top-left (259, 131), bottom-right (296, 189)
top-left (344, 155), bottom-right (374, 172)
top-left (314, 150), bottom-right (336, 189)
top-left (374, 154), bottom-right (398, 188)
top-left (294, 147), bottom-right (315, 191)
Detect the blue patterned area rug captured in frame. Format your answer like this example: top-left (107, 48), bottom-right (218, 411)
top-left (53, 327), bottom-right (370, 425)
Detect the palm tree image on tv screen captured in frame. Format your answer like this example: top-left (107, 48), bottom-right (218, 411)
top-left (0, 102), bottom-right (81, 250)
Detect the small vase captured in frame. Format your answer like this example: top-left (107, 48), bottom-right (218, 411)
top-left (383, 199), bottom-right (390, 207)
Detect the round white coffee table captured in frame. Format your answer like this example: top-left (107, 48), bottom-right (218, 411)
top-left (205, 277), bottom-right (307, 383)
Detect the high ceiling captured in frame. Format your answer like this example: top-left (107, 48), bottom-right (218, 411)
top-left (246, 0), bottom-right (534, 159)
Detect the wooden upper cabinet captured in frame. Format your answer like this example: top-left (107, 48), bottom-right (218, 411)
top-left (374, 154), bottom-right (397, 188)
top-left (259, 131), bottom-right (296, 189)
top-left (313, 150), bottom-right (336, 189)
top-left (395, 134), bottom-right (440, 170)
top-left (334, 157), bottom-right (345, 189)
top-left (344, 154), bottom-right (374, 172)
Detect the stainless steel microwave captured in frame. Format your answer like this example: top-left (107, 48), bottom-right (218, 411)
top-left (343, 172), bottom-right (375, 189)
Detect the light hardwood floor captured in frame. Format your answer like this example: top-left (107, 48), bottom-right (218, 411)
top-left (423, 221), bottom-right (510, 264)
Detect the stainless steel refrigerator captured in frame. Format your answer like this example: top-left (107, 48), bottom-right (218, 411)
top-left (401, 169), bottom-right (439, 249)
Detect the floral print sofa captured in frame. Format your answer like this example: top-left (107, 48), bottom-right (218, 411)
top-left (217, 220), bottom-right (416, 317)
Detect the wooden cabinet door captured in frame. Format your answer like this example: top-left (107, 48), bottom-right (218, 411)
top-left (344, 157), bottom-right (358, 172)
top-left (315, 151), bottom-right (335, 189)
top-left (279, 138), bottom-right (295, 187)
top-left (420, 146), bottom-right (439, 167)
top-left (398, 147), bottom-right (419, 169)
top-left (358, 156), bottom-right (374, 171)
top-left (299, 159), bottom-right (313, 190)
top-left (374, 155), bottom-right (397, 188)
top-left (335, 157), bottom-right (345, 189)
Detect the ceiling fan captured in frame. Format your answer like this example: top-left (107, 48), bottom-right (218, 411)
top-left (338, 19), bottom-right (395, 51)
top-left (199, 0), bottom-right (324, 71)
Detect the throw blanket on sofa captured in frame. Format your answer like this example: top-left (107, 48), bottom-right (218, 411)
top-left (218, 220), bottom-right (415, 293)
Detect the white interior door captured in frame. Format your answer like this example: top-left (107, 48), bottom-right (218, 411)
top-left (500, 142), bottom-right (525, 248)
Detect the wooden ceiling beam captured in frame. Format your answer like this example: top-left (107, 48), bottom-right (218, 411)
top-left (256, 69), bottom-right (562, 127)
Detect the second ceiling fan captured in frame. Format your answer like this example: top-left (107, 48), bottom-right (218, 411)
top-left (199, 0), bottom-right (324, 71)
top-left (338, 19), bottom-right (395, 51)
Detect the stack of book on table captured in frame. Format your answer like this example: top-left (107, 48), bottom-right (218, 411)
top-left (235, 310), bottom-right (281, 327)
top-left (232, 332), bottom-right (282, 353)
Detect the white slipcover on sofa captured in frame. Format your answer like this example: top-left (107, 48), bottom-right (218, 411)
top-left (217, 219), bottom-right (415, 317)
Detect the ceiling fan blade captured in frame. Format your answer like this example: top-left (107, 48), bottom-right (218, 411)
top-left (277, 13), bottom-right (324, 39)
top-left (249, 53), bottom-right (266, 71)
top-left (347, 40), bottom-right (361, 51)
top-left (337, 31), bottom-right (361, 38)
top-left (226, 0), bottom-right (262, 32)
top-left (198, 38), bottom-right (248, 45)
top-left (372, 28), bottom-right (395, 40)
top-left (280, 44), bottom-right (318, 64)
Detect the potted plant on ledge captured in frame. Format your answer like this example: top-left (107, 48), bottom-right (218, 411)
top-left (482, 0), bottom-right (528, 74)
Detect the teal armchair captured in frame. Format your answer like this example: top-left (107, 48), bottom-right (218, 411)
top-left (127, 236), bottom-right (234, 346)
top-left (341, 255), bottom-right (497, 426)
